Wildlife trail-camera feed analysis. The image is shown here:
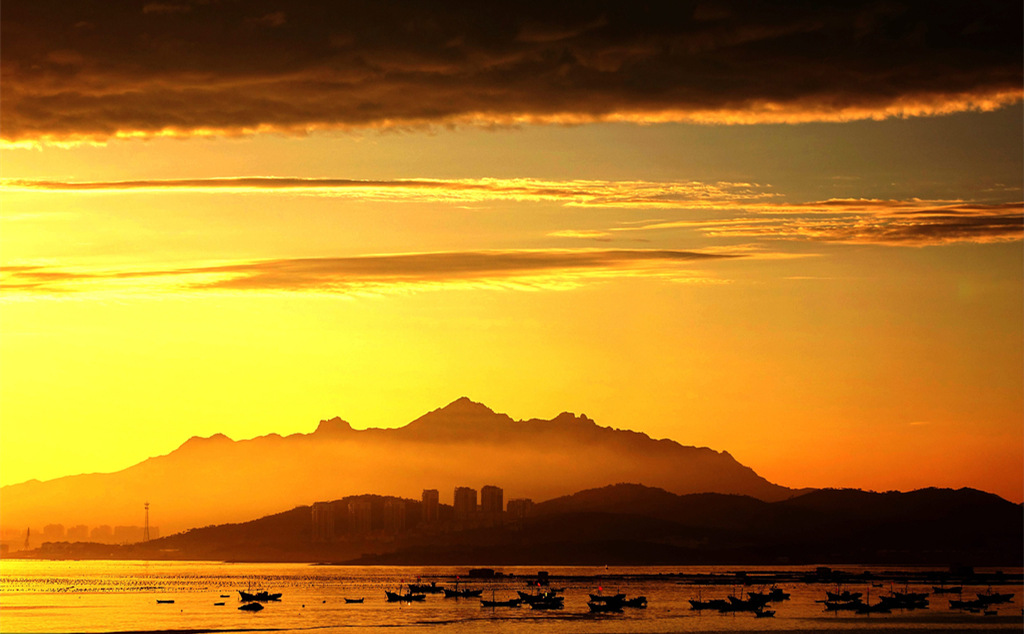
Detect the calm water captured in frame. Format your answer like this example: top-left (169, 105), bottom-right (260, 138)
top-left (1, 560), bottom-right (1021, 633)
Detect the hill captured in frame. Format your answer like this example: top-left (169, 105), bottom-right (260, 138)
top-left (26, 483), bottom-right (1022, 566)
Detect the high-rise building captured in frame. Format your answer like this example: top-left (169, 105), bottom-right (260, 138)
top-left (382, 499), bottom-right (407, 534)
top-left (312, 501), bottom-right (335, 542)
top-left (347, 499), bottom-right (373, 534)
top-left (90, 525), bottom-right (113, 543)
top-left (66, 525), bottom-right (90, 541)
top-left (453, 486), bottom-right (477, 521)
top-left (506, 498), bottom-right (534, 522)
top-left (422, 489), bottom-right (439, 523)
top-left (42, 524), bottom-right (65, 541)
top-left (480, 485), bottom-right (503, 525)
top-left (113, 525), bottom-right (145, 544)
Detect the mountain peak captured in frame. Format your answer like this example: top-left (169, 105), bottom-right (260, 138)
top-left (178, 433), bottom-right (233, 451)
top-left (439, 396), bottom-right (495, 415)
top-left (551, 411), bottom-right (593, 425)
top-left (314, 416), bottom-right (353, 435)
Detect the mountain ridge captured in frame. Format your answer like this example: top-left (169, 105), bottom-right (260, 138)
top-left (2, 397), bottom-right (794, 533)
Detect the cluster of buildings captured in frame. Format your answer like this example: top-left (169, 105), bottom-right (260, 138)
top-left (0, 524), bottom-right (160, 553)
top-left (311, 485), bottom-right (534, 543)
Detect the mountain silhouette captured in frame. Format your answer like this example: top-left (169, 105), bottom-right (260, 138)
top-left (0, 398), bottom-right (794, 534)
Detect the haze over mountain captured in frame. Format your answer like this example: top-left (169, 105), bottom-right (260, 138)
top-left (0, 398), bottom-right (793, 534)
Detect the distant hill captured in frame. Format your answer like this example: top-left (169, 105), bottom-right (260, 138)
top-left (25, 483), bottom-right (1022, 566)
top-left (0, 398), bottom-right (794, 534)
top-left (347, 484), bottom-right (1024, 566)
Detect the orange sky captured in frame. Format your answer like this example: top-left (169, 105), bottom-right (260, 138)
top-left (1, 1), bottom-right (1022, 504)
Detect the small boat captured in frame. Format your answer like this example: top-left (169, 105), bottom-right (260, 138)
top-left (219, 594), bottom-right (231, 598)
top-left (239, 602), bottom-right (264, 611)
top-left (156, 599), bottom-right (175, 604)
top-left (877, 591), bottom-right (929, 610)
top-left (749, 587), bottom-right (790, 603)
top-left (518, 590), bottom-right (561, 605)
top-left (826, 590), bottom-right (862, 602)
top-left (344, 598), bottom-right (364, 604)
top-left (238, 590), bottom-right (282, 602)
top-left (443, 587), bottom-right (483, 598)
top-left (408, 582), bottom-right (444, 594)
top-left (932, 586), bottom-right (963, 594)
top-left (214, 602), bottom-right (225, 606)
top-left (589, 593), bottom-right (625, 603)
top-left (385, 590), bottom-right (426, 602)
top-left (722, 594), bottom-right (769, 612)
top-left (977, 591), bottom-right (1014, 605)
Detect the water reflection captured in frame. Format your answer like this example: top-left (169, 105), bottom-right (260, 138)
top-left (1, 561), bottom-right (1021, 633)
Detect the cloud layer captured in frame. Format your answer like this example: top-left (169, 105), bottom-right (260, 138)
top-left (8, 177), bottom-right (1020, 246)
top-left (3, 176), bottom-right (772, 207)
top-left (616, 200), bottom-right (1024, 246)
top-left (2, 0), bottom-right (1021, 142)
top-left (0, 249), bottom-right (733, 296)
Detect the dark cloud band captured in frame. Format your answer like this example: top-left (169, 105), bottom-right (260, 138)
top-left (2, 0), bottom-right (1021, 141)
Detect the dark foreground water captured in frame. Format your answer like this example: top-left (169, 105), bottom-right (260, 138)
top-left (1, 561), bottom-right (1021, 633)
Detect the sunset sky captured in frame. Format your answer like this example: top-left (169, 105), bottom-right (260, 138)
top-left (2, 1), bottom-right (1022, 503)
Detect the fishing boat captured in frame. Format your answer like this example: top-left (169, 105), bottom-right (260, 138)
top-left (518, 590), bottom-right (561, 605)
top-left (385, 590), bottom-right (426, 602)
top-left (977, 590), bottom-right (1014, 605)
top-left (238, 590), bottom-right (281, 602)
top-left (408, 582), bottom-right (444, 594)
top-left (443, 587), bottom-right (483, 598)
top-left (749, 586), bottom-right (790, 603)
top-left (344, 598), bottom-right (364, 604)
top-left (156, 599), bottom-right (175, 604)
top-left (826, 590), bottom-right (862, 602)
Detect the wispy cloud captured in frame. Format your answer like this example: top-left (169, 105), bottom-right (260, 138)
top-left (2, 1), bottom-right (1020, 142)
top-left (2, 177), bottom-right (774, 208)
top-left (690, 201), bottom-right (1024, 246)
top-left (0, 249), bottom-right (736, 297)
top-left (8, 178), bottom-right (1020, 246)
top-left (588, 199), bottom-right (1024, 246)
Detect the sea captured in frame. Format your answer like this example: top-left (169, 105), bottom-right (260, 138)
top-left (1, 560), bottom-right (1021, 634)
